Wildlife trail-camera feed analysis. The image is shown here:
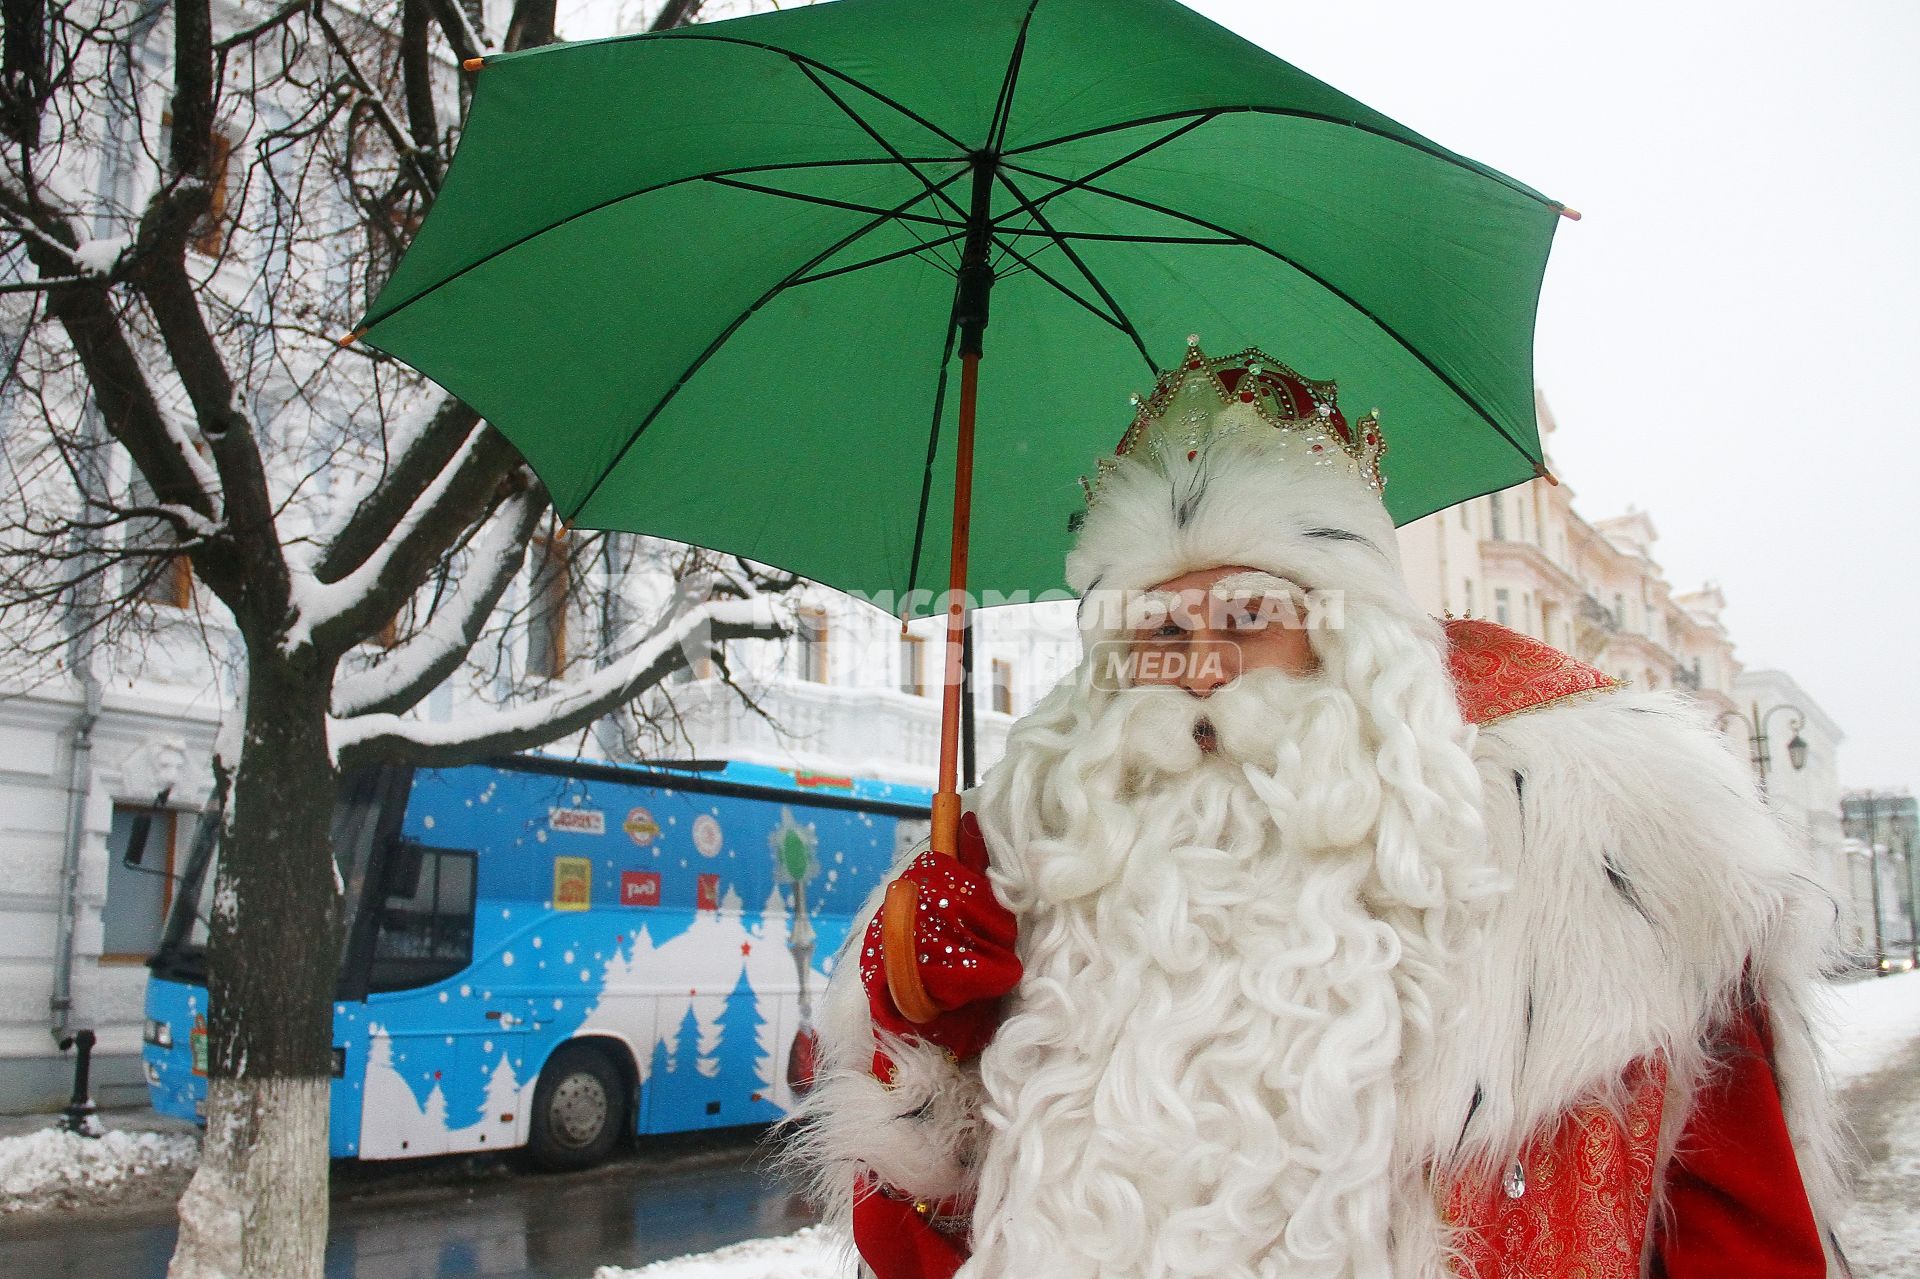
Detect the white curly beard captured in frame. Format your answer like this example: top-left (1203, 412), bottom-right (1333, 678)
top-left (961, 617), bottom-right (1491, 1279)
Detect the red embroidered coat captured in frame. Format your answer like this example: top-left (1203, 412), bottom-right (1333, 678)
top-left (850, 621), bottom-right (1832, 1279)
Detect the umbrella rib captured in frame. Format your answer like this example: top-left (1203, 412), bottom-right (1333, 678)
top-left (903, 313), bottom-right (963, 611)
top-left (789, 60), bottom-right (973, 229)
top-left (636, 32), bottom-right (971, 153)
top-left (703, 176), bottom-right (967, 231)
top-left (986, 0), bottom-right (1045, 156)
top-left (992, 227), bottom-right (1242, 244)
top-left (986, 233), bottom-right (1127, 332)
top-left (986, 112), bottom-right (1216, 270)
top-left (358, 155), bottom-right (956, 331)
top-left (564, 167), bottom-right (974, 523)
top-left (993, 168), bottom-right (1156, 371)
top-left (995, 110), bottom-right (1220, 220)
top-left (1002, 159), bottom-right (1541, 466)
top-left (1004, 107), bottom-right (1562, 213)
top-left (791, 231), bottom-right (967, 286)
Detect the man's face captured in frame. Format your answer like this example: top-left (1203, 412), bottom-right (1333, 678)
top-left (1126, 563), bottom-right (1319, 700)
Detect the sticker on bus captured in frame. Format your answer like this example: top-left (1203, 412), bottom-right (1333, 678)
top-left (624, 807), bottom-right (660, 845)
top-left (548, 807), bottom-right (606, 835)
top-left (621, 870), bottom-right (661, 907)
top-left (554, 857), bottom-right (592, 910)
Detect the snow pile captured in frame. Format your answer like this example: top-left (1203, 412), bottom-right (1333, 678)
top-left (0, 1126), bottom-right (200, 1213)
top-left (594, 1226), bottom-right (852, 1279)
top-left (1823, 970), bottom-right (1920, 1085)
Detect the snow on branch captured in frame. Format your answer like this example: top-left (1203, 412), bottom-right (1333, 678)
top-left (328, 481), bottom-right (547, 718)
top-left (286, 423), bottom-right (491, 655)
top-left (329, 595), bottom-right (786, 770)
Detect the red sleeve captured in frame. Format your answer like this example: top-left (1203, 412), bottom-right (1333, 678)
top-left (853, 1175), bottom-right (970, 1279)
top-left (1654, 999), bottom-right (1828, 1278)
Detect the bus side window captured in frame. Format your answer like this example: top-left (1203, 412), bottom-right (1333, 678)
top-left (368, 843), bottom-right (477, 993)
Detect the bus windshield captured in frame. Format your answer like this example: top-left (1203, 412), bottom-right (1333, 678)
top-left (150, 766), bottom-right (412, 984)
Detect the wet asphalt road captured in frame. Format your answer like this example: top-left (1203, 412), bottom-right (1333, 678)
top-left (1, 1128), bottom-right (819, 1279)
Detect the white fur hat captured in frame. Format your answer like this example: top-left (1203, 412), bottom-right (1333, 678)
top-left (1066, 342), bottom-right (1421, 631)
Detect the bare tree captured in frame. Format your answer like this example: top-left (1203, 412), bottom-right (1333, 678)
top-left (0, 1), bottom-right (799, 1274)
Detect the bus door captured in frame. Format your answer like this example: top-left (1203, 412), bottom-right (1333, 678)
top-left (348, 837), bottom-right (529, 1158)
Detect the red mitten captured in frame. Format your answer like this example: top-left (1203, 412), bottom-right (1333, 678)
top-left (859, 811), bottom-right (1020, 1061)
top-left (852, 1175), bottom-right (969, 1279)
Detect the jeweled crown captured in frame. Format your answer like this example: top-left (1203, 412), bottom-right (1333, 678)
top-left (1081, 337), bottom-right (1386, 509)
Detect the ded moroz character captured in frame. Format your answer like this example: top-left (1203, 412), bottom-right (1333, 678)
top-left (789, 338), bottom-right (1850, 1279)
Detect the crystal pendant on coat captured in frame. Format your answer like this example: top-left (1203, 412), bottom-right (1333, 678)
top-left (1503, 1159), bottom-right (1527, 1199)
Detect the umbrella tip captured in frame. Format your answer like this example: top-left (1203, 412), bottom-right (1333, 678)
top-left (462, 56), bottom-right (486, 72)
top-left (1556, 204), bottom-right (1582, 222)
top-left (337, 327), bottom-right (366, 348)
top-left (1533, 460), bottom-right (1560, 486)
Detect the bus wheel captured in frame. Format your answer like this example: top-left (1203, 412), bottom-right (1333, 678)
top-left (527, 1042), bottom-right (626, 1170)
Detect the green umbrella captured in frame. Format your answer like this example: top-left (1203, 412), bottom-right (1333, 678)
top-left (350, 0), bottom-right (1571, 978)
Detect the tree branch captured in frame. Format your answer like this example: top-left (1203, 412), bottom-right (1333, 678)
top-left (399, 0), bottom-right (445, 189)
top-left (314, 393), bottom-right (482, 582)
top-left (168, 0), bottom-right (216, 185)
top-left (329, 475), bottom-right (547, 717)
top-left (299, 423), bottom-right (524, 656)
top-left (134, 247), bottom-right (290, 619)
top-left (502, 0), bottom-right (555, 53)
top-left (651, 0), bottom-right (706, 32)
top-left (332, 596), bottom-right (786, 771)
top-left (421, 0), bottom-right (483, 65)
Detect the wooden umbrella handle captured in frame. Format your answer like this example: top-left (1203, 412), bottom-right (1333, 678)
top-left (881, 350), bottom-right (981, 1025)
top-left (882, 877), bottom-right (940, 1024)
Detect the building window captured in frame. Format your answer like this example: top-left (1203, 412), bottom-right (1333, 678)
top-left (127, 469), bottom-right (195, 609)
top-left (528, 529), bottom-right (570, 679)
top-left (1494, 588), bottom-right (1510, 626)
top-left (103, 804), bottom-right (179, 960)
top-left (1459, 503), bottom-right (1471, 531)
top-left (1490, 495), bottom-right (1506, 540)
top-left (899, 631), bottom-right (926, 696)
top-left (795, 607), bottom-right (828, 683)
top-left (139, 555), bottom-right (195, 610)
top-left (991, 658), bottom-right (1015, 715)
top-left (1613, 592), bottom-right (1625, 629)
top-left (191, 129), bottom-right (237, 258)
top-left (1464, 579), bottom-right (1475, 617)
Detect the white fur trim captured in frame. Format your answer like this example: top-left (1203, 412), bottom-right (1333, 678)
top-left (1416, 686), bottom-right (1850, 1271)
top-left (1067, 434), bottom-right (1411, 622)
top-left (780, 843), bottom-right (990, 1235)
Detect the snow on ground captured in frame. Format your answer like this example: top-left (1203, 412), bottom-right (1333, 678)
top-left (0, 1125), bottom-right (200, 1213)
top-left (1824, 969), bottom-right (1920, 1084)
top-left (594, 1225), bottom-right (852, 1279)
top-left (1828, 971), bottom-right (1920, 1276)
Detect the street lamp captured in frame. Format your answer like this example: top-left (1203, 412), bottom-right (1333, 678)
top-left (1717, 700), bottom-right (1807, 797)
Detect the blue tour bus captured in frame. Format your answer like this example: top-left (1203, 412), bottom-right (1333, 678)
top-left (142, 755), bottom-right (928, 1167)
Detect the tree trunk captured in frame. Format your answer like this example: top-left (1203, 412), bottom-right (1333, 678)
top-left (169, 655), bottom-right (339, 1279)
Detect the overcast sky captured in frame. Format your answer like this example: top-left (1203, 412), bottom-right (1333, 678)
top-left (1183, 0), bottom-right (1919, 789)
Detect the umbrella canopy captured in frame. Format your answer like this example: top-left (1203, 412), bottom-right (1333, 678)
top-left (356, 0), bottom-right (1568, 611)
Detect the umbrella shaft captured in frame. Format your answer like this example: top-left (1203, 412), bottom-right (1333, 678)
top-left (932, 350), bottom-right (980, 856)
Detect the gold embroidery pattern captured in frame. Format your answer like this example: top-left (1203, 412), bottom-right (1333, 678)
top-left (1444, 618), bottom-right (1621, 728)
top-left (1444, 1059), bottom-right (1667, 1278)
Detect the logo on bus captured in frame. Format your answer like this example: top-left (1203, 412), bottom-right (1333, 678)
top-left (620, 870), bottom-right (661, 907)
top-left (548, 806), bottom-right (606, 836)
top-left (696, 873), bottom-right (721, 912)
top-left (692, 813), bottom-right (724, 857)
top-left (623, 807), bottom-right (660, 846)
top-left (553, 857), bottom-right (592, 911)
